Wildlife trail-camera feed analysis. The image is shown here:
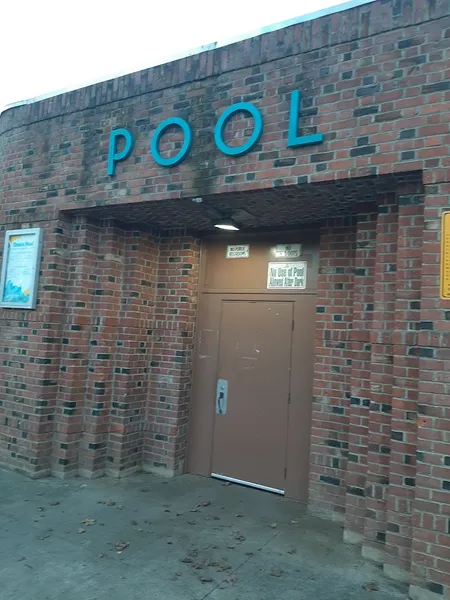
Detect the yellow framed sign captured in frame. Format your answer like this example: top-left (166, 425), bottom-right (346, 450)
top-left (441, 212), bottom-right (450, 300)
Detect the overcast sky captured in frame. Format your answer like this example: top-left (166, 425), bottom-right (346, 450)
top-left (1, 0), bottom-right (369, 113)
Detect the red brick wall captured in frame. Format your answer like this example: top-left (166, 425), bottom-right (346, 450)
top-left (1, 1), bottom-right (450, 597)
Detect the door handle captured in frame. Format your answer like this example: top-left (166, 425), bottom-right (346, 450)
top-left (216, 379), bottom-right (228, 415)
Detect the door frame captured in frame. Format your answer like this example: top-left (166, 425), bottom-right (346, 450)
top-left (186, 234), bottom-right (318, 501)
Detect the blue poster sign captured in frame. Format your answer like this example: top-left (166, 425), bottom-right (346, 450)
top-left (0, 228), bottom-right (43, 309)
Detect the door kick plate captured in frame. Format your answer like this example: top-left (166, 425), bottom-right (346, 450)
top-left (216, 379), bottom-right (228, 415)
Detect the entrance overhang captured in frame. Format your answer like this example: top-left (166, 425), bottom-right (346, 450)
top-left (65, 171), bottom-right (423, 234)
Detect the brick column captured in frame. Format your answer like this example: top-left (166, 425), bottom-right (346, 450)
top-left (79, 221), bottom-right (126, 477)
top-left (363, 198), bottom-right (398, 563)
top-left (52, 218), bottom-right (99, 476)
top-left (105, 228), bottom-right (158, 477)
top-left (309, 218), bottom-right (356, 520)
top-left (344, 212), bottom-right (377, 544)
top-left (144, 234), bottom-right (200, 476)
top-left (410, 180), bottom-right (450, 600)
top-left (384, 195), bottom-right (424, 584)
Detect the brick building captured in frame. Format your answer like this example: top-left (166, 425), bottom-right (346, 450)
top-left (1, 0), bottom-right (450, 597)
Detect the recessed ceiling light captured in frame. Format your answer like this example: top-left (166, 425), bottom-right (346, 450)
top-left (213, 218), bottom-right (240, 231)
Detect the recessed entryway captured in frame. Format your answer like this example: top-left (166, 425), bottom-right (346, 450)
top-left (187, 233), bottom-right (318, 501)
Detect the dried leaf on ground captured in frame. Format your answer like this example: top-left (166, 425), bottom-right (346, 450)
top-left (290, 519), bottom-right (299, 525)
top-left (200, 576), bottom-right (213, 583)
top-left (131, 520), bottom-right (138, 526)
top-left (117, 505), bottom-right (124, 510)
top-left (216, 564), bottom-right (231, 572)
top-left (269, 522), bottom-right (278, 529)
top-left (17, 557), bottom-right (26, 561)
top-left (114, 541), bottom-right (129, 552)
top-left (363, 582), bottom-right (380, 592)
top-left (188, 520), bottom-right (196, 525)
top-left (271, 570), bottom-right (283, 577)
top-left (49, 501), bottom-right (60, 506)
top-left (288, 548), bottom-right (297, 555)
top-left (38, 507), bottom-right (44, 512)
top-left (99, 500), bottom-right (116, 506)
top-left (198, 500), bottom-right (211, 507)
top-left (235, 514), bottom-right (243, 517)
top-left (77, 528), bottom-right (86, 534)
top-left (221, 482), bottom-right (232, 486)
top-left (81, 519), bottom-right (96, 526)
top-left (140, 488), bottom-right (151, 492)
top-left (232, 529), bottom-right (246, 542)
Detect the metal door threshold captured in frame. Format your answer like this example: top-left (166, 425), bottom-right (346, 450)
top-left (211, 473), bottom-right (284, 495)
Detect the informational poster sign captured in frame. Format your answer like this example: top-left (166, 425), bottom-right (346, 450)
top-left (441, 212), bottom-right (450, 300)
top-left (271, 244), bottom-right (301, 258)
top-left (0, 228), bottom-right (43, 309)
top-left (267, 261), bottom-right (307, 289)
top-left (226, 244), bottom-right (250, 259)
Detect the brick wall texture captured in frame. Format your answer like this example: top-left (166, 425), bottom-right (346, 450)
top-left (1, 1), bottom-right (450, 597)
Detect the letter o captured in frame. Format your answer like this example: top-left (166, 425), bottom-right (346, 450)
top-left (214, 102), bottom-right (263, 156)
top-left (151, 117), bottom-right (192, 167)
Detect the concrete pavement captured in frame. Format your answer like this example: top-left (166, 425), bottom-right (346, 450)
top-left (0, 469), bottom-right (408, 600)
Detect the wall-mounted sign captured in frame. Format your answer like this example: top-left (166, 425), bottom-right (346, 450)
top-left (107, 90), bottom-right (324, 175)
top-left (0, 228), bottom-right (43, 309)
top-left (226, 245), bottom-right (250, 259)
top-left (441, 212), bottom-right (450, 299)
top-left (271, 244), bottom-right (302, 258)
top-left (267, 261), bottom-right (307, 290)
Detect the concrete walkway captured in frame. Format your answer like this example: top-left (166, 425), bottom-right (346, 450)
top-left (0, 469), bottom-right (407, 600)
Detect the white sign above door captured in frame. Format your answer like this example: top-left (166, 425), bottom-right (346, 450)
top-left (271, 244), bottom-right (302, 258)
top-left (226, 245), bottom-right (250, 259)
top-left (267, 261), bottom-right (307, 289)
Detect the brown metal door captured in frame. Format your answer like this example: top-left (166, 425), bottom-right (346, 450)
top-left (211, 300), bottom-right (293, 493)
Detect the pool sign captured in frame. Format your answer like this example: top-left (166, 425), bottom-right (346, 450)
top-left (267, 262), bottom-right (307, 290)
top-left (226, 245), bottom-right (250, 259)
top-left (0, 228), bottom-right (43, 309)
top-left (441, 212), bottom-right (450, 299)
top-left (271, 244), bottom-right (302, 258)
top-left (107, 91), bottom-right (324, 175)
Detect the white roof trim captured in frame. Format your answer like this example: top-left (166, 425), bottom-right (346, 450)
top-left (1, 0), bottom-right (374, 114)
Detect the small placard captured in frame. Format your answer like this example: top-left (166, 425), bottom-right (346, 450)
top-left (0, 228), bottom-right (43, 309)
top-left (226, 245), bottom-right (250, 259)
top-left (271, 244), bottom-right (301, 258)
top-left (441, 212), bottom-right (450, 299)
top-left (267, 261), bottom-right (307, 289)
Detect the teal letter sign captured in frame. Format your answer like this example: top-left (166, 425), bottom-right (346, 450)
top-left (214, 102), bottom-right (263, 156)
top-left (288, 91), bottom-right (324, 147)
top-left (107, 128), bottom-right (134, 176)
top-left (150, 117), bottom-right (192, 167)
top-left (107, 91), bottom-right (323, 174)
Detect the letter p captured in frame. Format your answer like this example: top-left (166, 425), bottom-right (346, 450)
top-left (107, 128), bottom-right (134, 176)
